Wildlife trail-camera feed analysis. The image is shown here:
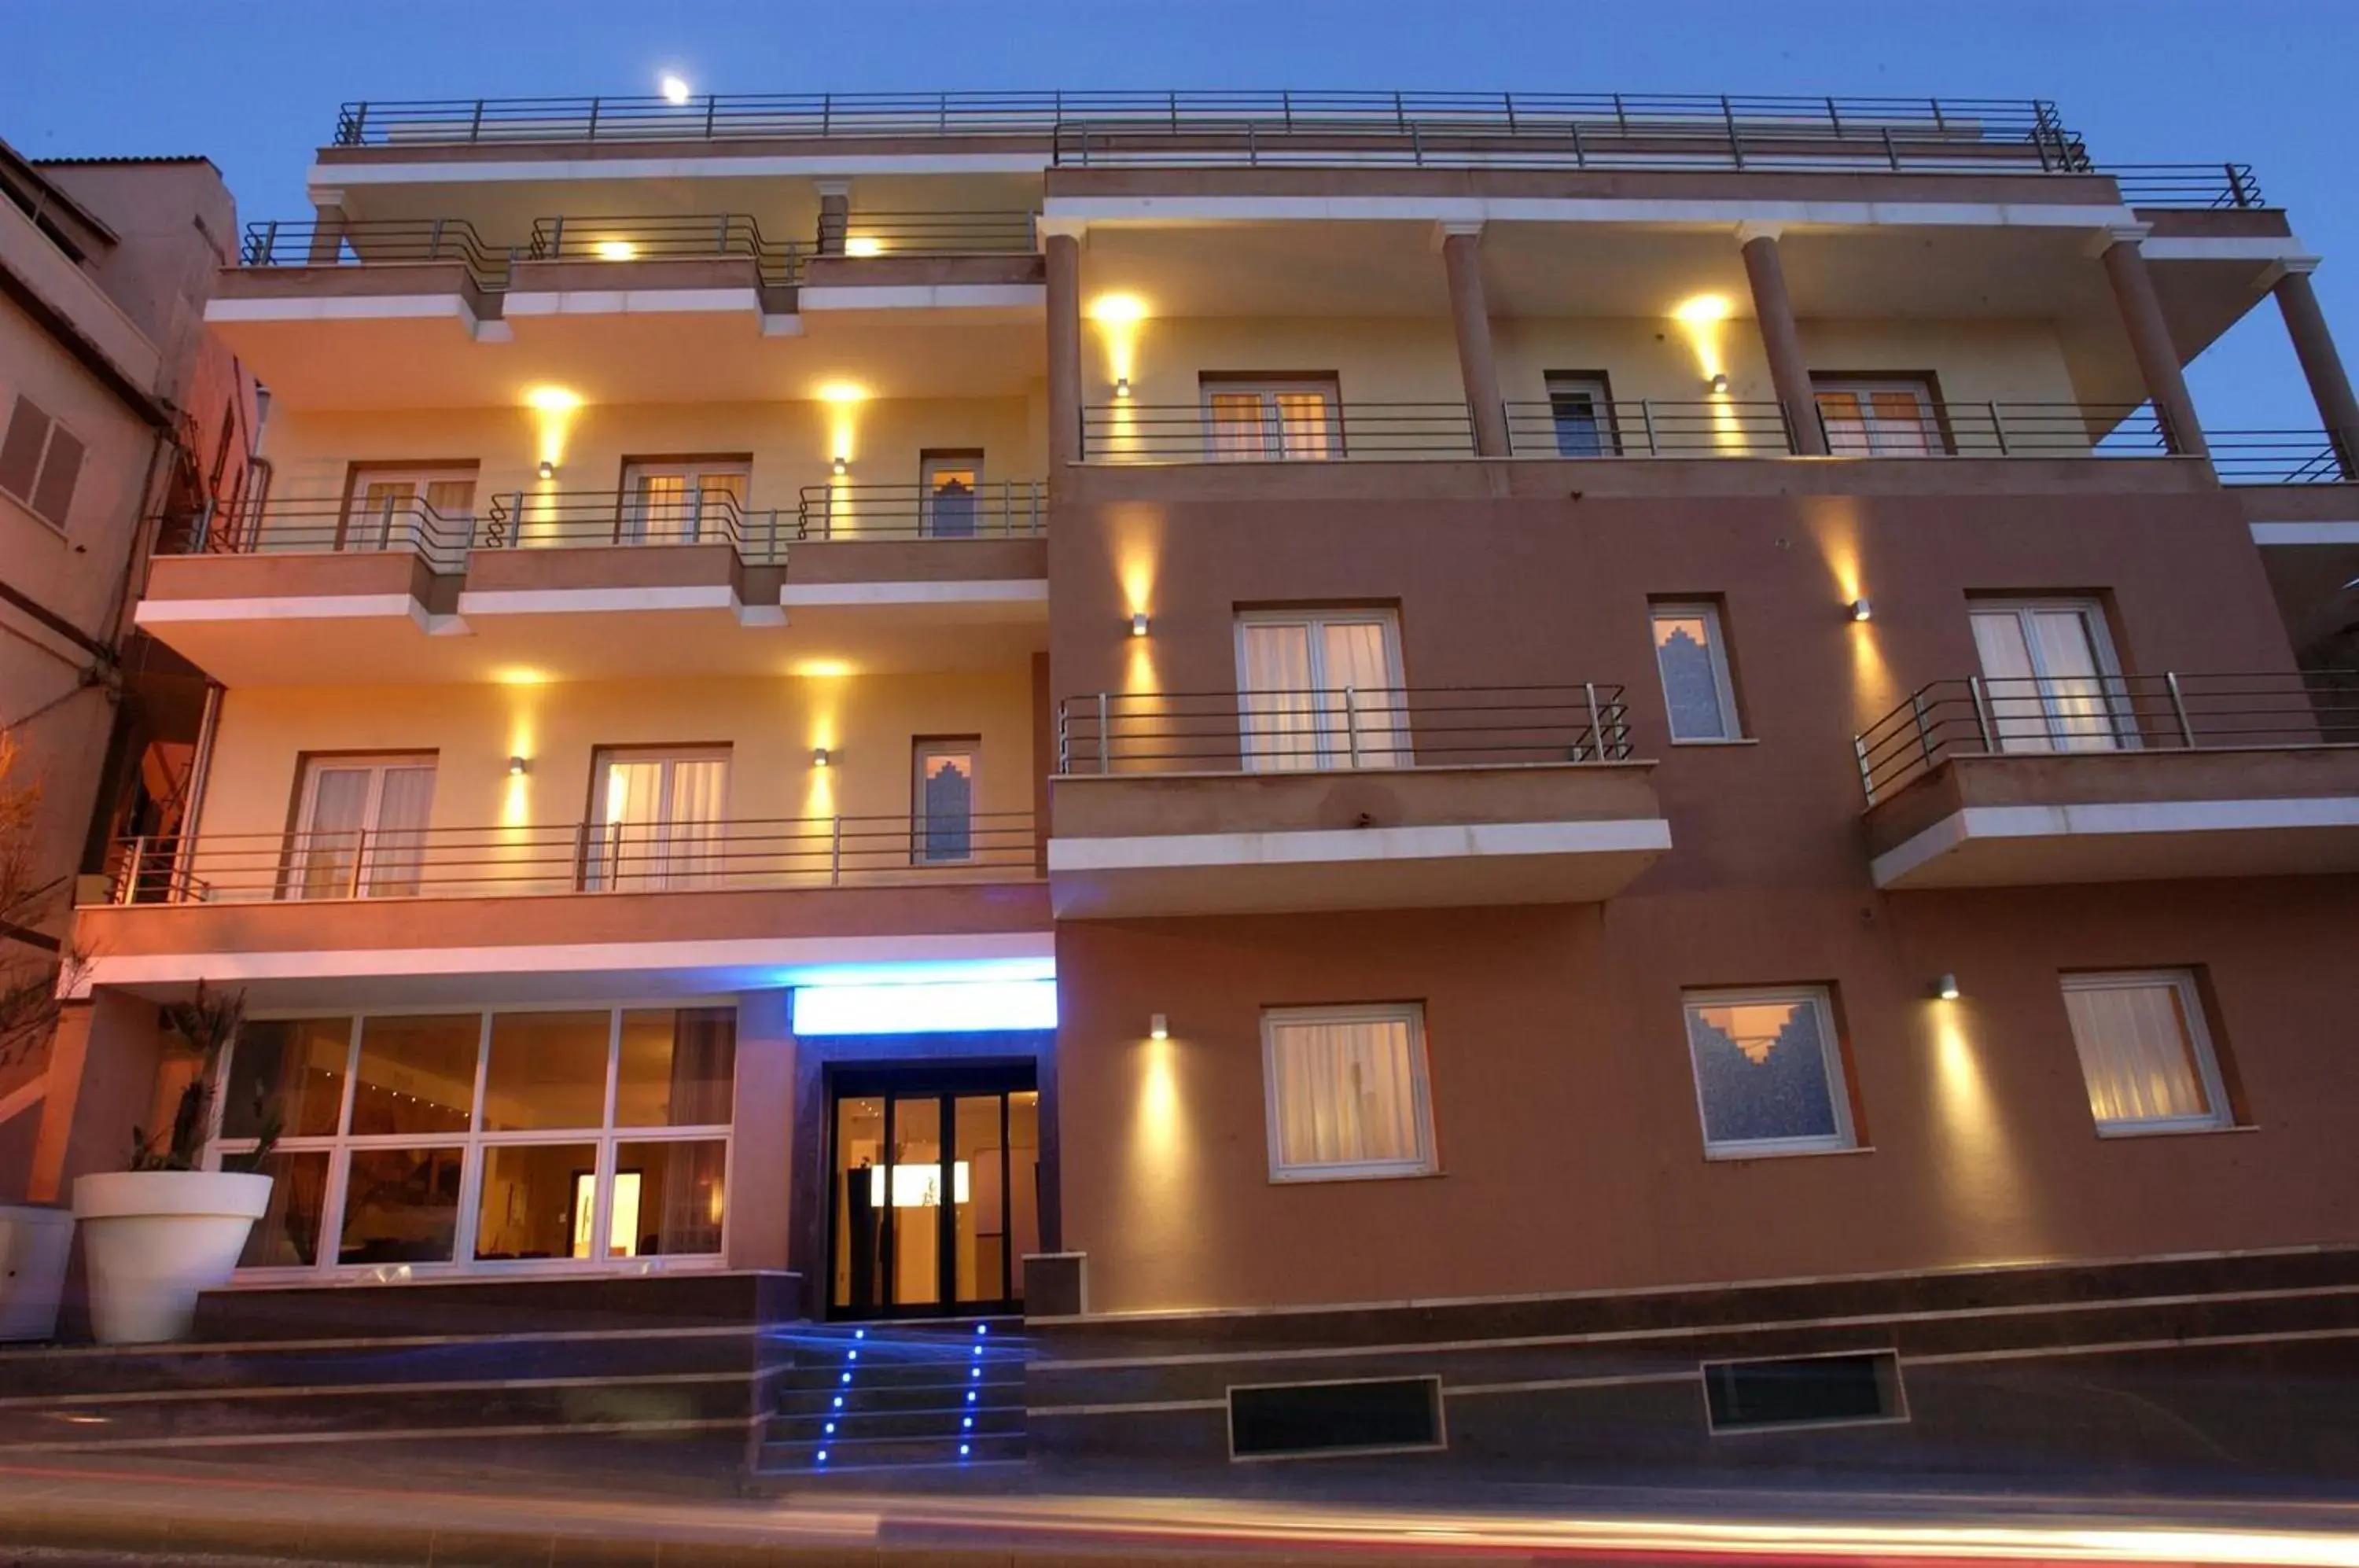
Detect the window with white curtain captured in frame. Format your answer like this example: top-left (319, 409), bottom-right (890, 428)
top-left (588, 748), bottom-right (730, 891)
top-left (620, 458), bottom-right (750, 544)
top-left (1234, 609), bottom-right (1407, 772)
top-left (1261, 1004), bottom-right (1437, 1181)
top-left (1969, 600), bottom-right (2128, 753)
top-left (1202, 377), bottom-right (1342, 462)
top-left (1812, 376), bottom-right (1941, 456)
top-left (1651, 603), bottom-right (1743, 742)
top-left (1681, 987), bottom-right (1857, 1158)
top-left (343, 466), bottom-right (477, 554)
top-left (2060, 971), bottom-right (2233, 1136)
top-left (289, 755), bottom-right (437, 900)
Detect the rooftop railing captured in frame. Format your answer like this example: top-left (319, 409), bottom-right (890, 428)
top-left (796, 483), bottom-right (1046, 539)
top-left (104, 812), bottom-right (1039, 907)
top-left (2206, 431), bottom-right (2352, 485)
top-left (1056, 684), bottom-right (1635, 775)
top-left (240, 217), bottom-right (506, 285)
top-left (1853, 672), bottom-right (2359, 804)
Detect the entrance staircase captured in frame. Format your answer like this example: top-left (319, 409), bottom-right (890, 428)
top-left (757, 1319), bottom-right (1029, 1474)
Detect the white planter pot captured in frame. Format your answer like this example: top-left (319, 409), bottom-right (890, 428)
top-left (72, 1171), bottom-right (273, 1345)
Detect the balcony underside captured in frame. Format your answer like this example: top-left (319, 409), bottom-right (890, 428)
top-left (1047, 762), bottom-right (1669, 918)
top-left (71, 880), bottom-right (1053, 1009)
top-left (1865, 749), bottom-right (2359, 889)
top-left (135, 541), bottom-right (1047, 683)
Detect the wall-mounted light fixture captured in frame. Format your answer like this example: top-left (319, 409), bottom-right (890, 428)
top-left (831, 455), bottom-right (848, 477)
top-left (1129, 612), bottom-right (1151, 638)
top-left (1708, 372), bottom-right (1730, 394)
top-left (1849, 598), bottom-right (1875, 623)
top-left (506, 756), bottom-right (531, 777)
top-left (1114, 376), bottom-right (1132, 399)
top-left (1933, 973), bottom-right (1961, 1002)
top-left (811, 747), bottom-right (833, 768)
top-left (538, 460), bottom-right (556, 480)
top-left (1149, 1013), bottom-right (1169, 1040)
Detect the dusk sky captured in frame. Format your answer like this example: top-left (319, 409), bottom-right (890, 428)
top-left (9, 0), bottom-right (2354, 427)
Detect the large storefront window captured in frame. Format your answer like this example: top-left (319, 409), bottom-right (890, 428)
top-left (219, 1007), bottom-right (735, 1275)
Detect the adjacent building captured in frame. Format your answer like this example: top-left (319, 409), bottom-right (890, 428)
top-left (0, 142), bottom-right (257, 1194)
top-left (31, 91), bottom-right (2359, 1480)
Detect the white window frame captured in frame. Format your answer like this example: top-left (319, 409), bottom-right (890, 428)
top-left (2059, 970), bottom-right (2235, 1138)
top-left (1201, 377), bottom-right (1344, 462)
top-left (1260, 1003), bottom-right (1438, 1183)
top-left (0, 393), bottom-right (86, 532)
top-left (1651, 602), bottom-right (1744, 743)
top-left (1681, 985), bottom-right (1858, 1160)
top-left (1812, 376), bottom-right (1941, 457)
top-left (1544, 372), bottom-right (1621, 458)
top-left (1232, 608), bottom-right (1409, 771)
top-left (289, 753), bottom-right (438, 900)
top-left (212, 1003), bottom-right (737, 1281)
top-left (1968, 598), bottom-right (2133, 753)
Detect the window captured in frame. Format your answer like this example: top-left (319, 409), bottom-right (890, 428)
top-left (1235, 609), bottom-right (1407, 772)
top-left (1544, 372), bottom-right (1620, 458)
top-left (588, 749), bottom-right (729, 891)
top-left (218, 1007), bottom-right (736, 1274)
top-left (1682, 987), bottom-right (1857, 1158)
top-left (620, 457), bottom-right (749, 544)
top-left (1704, 1353), bottom-right (1905, 1433)
top-left (1202, 377), bottom-right (1341, 462)
top-left (2060, 971), bottom-right (2233, 1136)
top-left (912, 738), bottom-right (978, 865)
top-left (1969, 600), bottom-right (2128, 753)
top-left (1261, 1004), bottom-right (1437, 1181)
top-left (918, 451), bottom-right (983, 538)
top-left (1651, 603), bottom-right (1743, 742)
top-left (289, 755), bottom-right (437, 900)
top-left (0, 394), bottom-right (86, 529)
top-left (342, 465), bottom-right (477, 552)
top-left (1813, 376), bottom-right (1941, 456)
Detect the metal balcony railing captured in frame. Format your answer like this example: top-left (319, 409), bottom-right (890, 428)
top-left (103, 812), bottom-right (1039, 906)
top-left (837, 211), bottom-right (1039, 256)
top-left (1853, 672), bottom-right (2359, 804)
top-left (795, 483), bottom-right (1046, 539)
top-left (1503, 400), bottom-right (1795, 458)
top-left (2206, 431), bottom-right (2352, 485)
top-left (479, 488), bottom-right (789, 561)
top-left (1056, 685), bottom-right (1635, 775)
top-left (178, 493), bottom-right (480, 571)
top-left (1083, 402), bottom-right (1478, 461)
top-left (525, 214), bottom-right (803, 285)
top-left (240, 218), bottom-right (506, 285)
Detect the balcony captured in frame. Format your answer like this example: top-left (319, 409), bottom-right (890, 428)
top-left (138, 484), bottom-right (1048, 684)
top-left (78, 814), bottom-right (1048, 1002)
top-left (1046, 686), bottom-right (1669, 917)
top-left (1856, 672), bottom-right (2359, 889)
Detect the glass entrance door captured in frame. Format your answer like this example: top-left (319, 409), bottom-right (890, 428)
top-left (829, 1066), bottom-right (1038, 1318)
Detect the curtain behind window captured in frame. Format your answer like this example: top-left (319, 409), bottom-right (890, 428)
top-left (2065, 981), bottom-right (2212, 1126)
top-left (1239, 623), bottom-right (1319, 771)
top-left (1269, 1016), bottom-right (1422, 1169)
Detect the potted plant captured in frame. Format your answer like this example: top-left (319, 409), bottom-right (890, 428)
top-left (72, 982), bottom-right (279, 1344)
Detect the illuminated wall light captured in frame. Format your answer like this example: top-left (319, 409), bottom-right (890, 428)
top-left (811, 746), bottom-right (832, 768)
top-left (1933, 974), bottom-right (1962, 1002)
top-left (1149, 1012), bottom-right (1169, 1040)
top-left (506, 756), bottom-right (530, 777)
top-left (831, 455), bottom-right (848, 477)
top-left (1708, 372), bottom-right (1731, 394)
top-left (593, 240), bottom-right (638, 262)
top-left (537, 460), bottom-right (556, 480)
top-left (1672, 293), bottom-right (1733, 324)
top-left (844, 237), bottom-right (884, 258)
top-left (1114, 376), bottom-right (1132, 399)
top-left (523, 386), bottom-right (583, 476)
top-left (1129, 612), bottom-right (1150, 639)
top-left (1849, 598), bottom-right (1875, 623)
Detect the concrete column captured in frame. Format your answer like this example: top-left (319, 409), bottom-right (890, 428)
top-left (1045, 230), bottom-right (1084, 468)
top-left (1031, 650), bottom-right (1054, 877)
top-left (2100, 229), bottom-right (2210, 459)
top-left (28, 993), bottom-right (170, 1204)
top-left (304, 193), bottom-right (349, 265)
top-left (2271, 261), bottom-right (2359, 470)
top-left (1738, 226), bottom-right (1827, 456)
top-left (1438, 225), bottom-right (1511, 457)
top-left (814, 180), bottom-right (849, 256)
top-left (726, 991), bottom-right (794, 1273)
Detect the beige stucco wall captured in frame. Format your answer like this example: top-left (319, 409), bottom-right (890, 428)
top-left (197, 670), bottom-right (1036, 851)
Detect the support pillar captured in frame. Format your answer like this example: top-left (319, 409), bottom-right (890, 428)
top-left (28, 993), bottom-right (171, 1204)
top-left (1738, 225), bottom-right (1827, 456)
top-left (2100, 227), bottom-right (2210, 459)
top-left (1438, 224), bottom-right (1511, 457)
top-left (2270, 260), bottom-right (2359, 473)
top-left (1045, 229), bottom-right (1084, 468)
top-left (304, 191), bottom-right (349, 266)
top-left (814, 180), bottom-right (849, 256)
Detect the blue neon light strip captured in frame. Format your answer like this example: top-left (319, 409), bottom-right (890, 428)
top-left (791, 977), bottom-right (1058, 1036)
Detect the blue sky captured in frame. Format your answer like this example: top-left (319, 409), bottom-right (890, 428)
top-left (9, 0), bottom-right (2353, 427)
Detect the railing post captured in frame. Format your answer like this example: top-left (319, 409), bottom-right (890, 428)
top-left (1640, 400), bottom-right (1659, 457)
top-left (547, 214), bottom-right (565, 259)
top-left (346, 829), bottom-right (368, 899)
top-left (120, 837), bottom-right (146, 904)
top-left (469, 100), bottom-right (484, 142)
top-left (1969, 676), bottom-right (1997, 753)
top-left (1911, 691), bottom-right (1937, 770)
top-left (830, 815), bottom-right (844, 887)
top-left (377, 494), bottom-right (396, 552)
top-left (585, 97), bottom-right (601, 141)
top-left (1345, 686), bottom-right (1360, 768)
top-left (1855, 735), bottom-right (1877, 806)
top-left (572, 823), bottom-right (589, 893)
top-left (1096, 691), bottom-right (1110, 774)
top-left (1987, 400), bottom-right (2008, 457)
top-left (1882, 126), bottom-right (1899, 172)
top-left (351, 102), bottom-right (369, 144)
top-left (1722, 94), bottom-right (1743, 169)
top-left (259, 219), bottom-right (278, 267)
top-left (1056, 703), bottom-right (1069, 774)
top-left (2166, 671), bottom-right (2195, 748)
top-left (1584, 682), bottom-right (1603, 762)
top-left (705, 93), bottom-right (718, 139)
top-left (428, 218), bottom-right (445, 263)
top-left (1031, 480), bottom-right (1043, 535)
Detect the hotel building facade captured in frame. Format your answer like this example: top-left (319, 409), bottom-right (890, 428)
top-left (23, 91), bottom-right (2359, 1480)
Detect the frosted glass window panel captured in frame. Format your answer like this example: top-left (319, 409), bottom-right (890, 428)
top-left (1274, 392), bottom-right (1335, 460)
top-left (1683, 989), bottom-right (1855, 1157)
top-left (914, 742), bottom-right (977, 863)
top-left (1209, 394), bottom-right (1266, 461)
top-left (1653, 606), bottom-right (1740, 742)
top-left (1971, 603), bottom-right (2122, 754)
top-left (1262, 1006), bottom-right (1437, 1180)
top-left (2062, 972), bottom-right (2231, 1134)
top-left (1238, 621), bottom-right (1319, 772)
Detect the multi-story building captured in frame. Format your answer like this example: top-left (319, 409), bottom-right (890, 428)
top-left (29, 90), bottom-right (2359, 1481)
top-left (0, 142), bottom-right (257, 1194)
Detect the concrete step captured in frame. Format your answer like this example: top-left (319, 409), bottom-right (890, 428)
top-left (760, 1430), bottom-right (1025, 1470)
top-left (768, 1403), bottom-right (1025, 1442)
